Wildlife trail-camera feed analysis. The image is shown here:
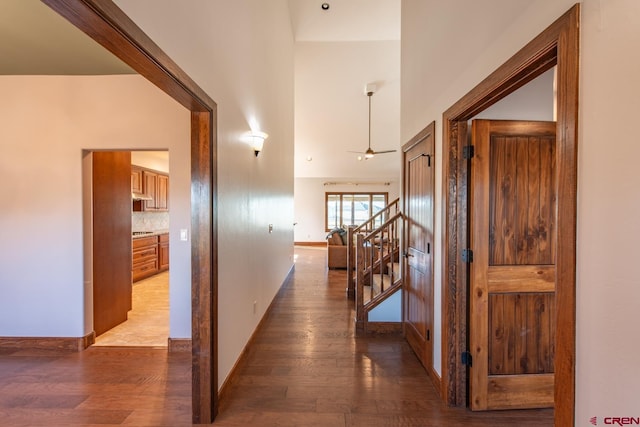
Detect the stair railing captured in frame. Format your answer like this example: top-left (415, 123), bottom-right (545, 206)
top-left (354, 211), bottom-right (403, 334)
top-left (347, 198), bottom-right (400, 298)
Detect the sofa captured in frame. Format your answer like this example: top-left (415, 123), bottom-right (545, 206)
top-left (326, 228), bottom-right (348, 269)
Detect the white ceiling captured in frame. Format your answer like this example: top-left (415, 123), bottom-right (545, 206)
top-left (0, 0), bottom-right (401, 180)
top-left (288, 0), bottom-right (400, 41)
top-left (0, 0), bottom-right (133, 75)
top-left (289, 0), bottom-right (401, 179)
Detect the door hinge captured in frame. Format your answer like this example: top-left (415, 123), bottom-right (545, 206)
top-left (427, 329), bottom-right (430, 341)
top-left (427, 242), bottom-right (431, 254)
top-left (462, 249), bottom-right (473, 263)
top-left (463, 145), bottom-right (475, 159)
top-left (461, 351), bottom-right (473, 367)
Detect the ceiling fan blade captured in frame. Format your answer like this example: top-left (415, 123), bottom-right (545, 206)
top-left (372, 149), bottom-right (397, 154)
top-left (347, 150), bottom-right (366, 154)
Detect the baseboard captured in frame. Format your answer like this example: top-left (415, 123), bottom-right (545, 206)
top-left (294, 241), bottom-right (326, 247)
top-left (364, 321), bottom-right (403, 335)
top-left (168, 338), bottom-right (192, 352)
top-left (219, 264), bottom-right (295, 397)
top-left (0, 331), bottom-right (95, 352)
top-left (429, 365), bottom-right (442, 396)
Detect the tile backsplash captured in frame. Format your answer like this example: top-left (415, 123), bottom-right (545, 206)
top-left (132, 212), bottom-right (169, 232)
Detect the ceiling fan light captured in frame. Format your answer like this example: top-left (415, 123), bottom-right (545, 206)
top-left (364, 152), bottom-right (374, 159)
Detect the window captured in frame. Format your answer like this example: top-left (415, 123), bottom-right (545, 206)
top-left (325, 192), bottom-right (388, 231)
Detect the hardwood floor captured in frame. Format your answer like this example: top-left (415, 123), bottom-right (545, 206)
top-left (0, 247), bottom-right (553, 426)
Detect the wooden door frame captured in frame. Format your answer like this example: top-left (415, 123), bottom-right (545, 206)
top-left (43, 0), bottom-right (218, 423)
top-left (440, 4), bottom-right (579, 426)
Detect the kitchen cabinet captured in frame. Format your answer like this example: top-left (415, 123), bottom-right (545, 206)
top-left (131, 166), bottom-right (143, 194)
top-left (132, 166), bottom-right (169, 212)
top-left (145, 172), bottom-right (169, 211)
top-left (159, 233), bottom-right (170, 271)
top-left (132, 233), bottom-right (169, 282)
top-left (132, 235), bottom-right (158, 282)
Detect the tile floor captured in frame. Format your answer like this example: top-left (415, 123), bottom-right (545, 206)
top-left (93, 271), bottom-right (169, 347)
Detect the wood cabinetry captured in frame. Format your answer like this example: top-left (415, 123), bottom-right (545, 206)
top-left (131, 167), bottom-right (143, 194)
top-left (132, 235), bottom-right (158, 282)
top-left (132, 233), bottom-right (169, 282)
top-left (144, 171), bottom-right (169, 211)
top-left (159, 233), bottom-right (170, 271)
top-left (132, 166), bottom-right (169, 212)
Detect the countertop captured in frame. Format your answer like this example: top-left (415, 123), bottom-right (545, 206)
top-left (132, 229), bottom-right (169, 239)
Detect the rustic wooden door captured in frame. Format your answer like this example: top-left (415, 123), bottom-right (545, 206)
top-left (469, 120), bottom-right (556, 410)
top-left (402, 122), bottom-right (435, 371)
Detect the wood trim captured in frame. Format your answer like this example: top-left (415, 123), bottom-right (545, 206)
top-left (0, 332), bottom-right (95, 352)
top-left (294, 241), bottom-right (326, 247)
top-left (42, 1), bottom-right (218, 423)
top-left (440, 5), bottom-right (578, 425)
top-left (364, 322), bottom-right (403, 335)
top-left (324, 192), bottom-right (389, 231)
top-left (191, 110), bottom-right (217, 423)
top-left (430, 365), bottom-right (442, 397)
top-left (168, 338), bottom-right (192, 353)
top-left (219, 266), bottom-right (295, 399)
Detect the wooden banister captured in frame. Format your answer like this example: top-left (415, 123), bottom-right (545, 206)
top-left (347, 198), bottom-right (400, 298)
top-left (354, 211), bottom-right (403, 334)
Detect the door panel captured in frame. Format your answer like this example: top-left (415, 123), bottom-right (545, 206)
top-left (402, 122), bottom-right (435, 371)
top-left (470, 120), bottom-right (556, 410)
top-left (93, 151), bottom-right (132, 336)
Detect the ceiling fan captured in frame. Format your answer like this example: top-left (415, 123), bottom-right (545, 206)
top-left (348, 88), bottom-right (397, 159)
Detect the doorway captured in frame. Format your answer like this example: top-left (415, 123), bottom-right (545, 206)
top-left (440, 5), bottom-right (579, 426)
top-left (90, 150), bottom-right (172, 347)
top-left (41, 1), bottom-right (217, 422)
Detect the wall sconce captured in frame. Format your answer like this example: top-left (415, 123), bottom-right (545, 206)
top-left (250, 131), bottom-right (268, 157)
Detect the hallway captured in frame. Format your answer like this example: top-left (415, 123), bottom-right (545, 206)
top-left (216, 246), bottom-right (553, 425)
top-left (0, 247), bottom-right (553, 426)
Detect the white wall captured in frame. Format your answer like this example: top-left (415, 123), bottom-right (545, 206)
top-left (0, 75), bottom-right (190, 338)
top-left (401, 0), bottom-right (640, 421)
top-left (114, 0), bottom-right (295, 388)
top-left (294, 178), bottom-right (400, 242)
top-left (474, 67), bottom-right (555, 121)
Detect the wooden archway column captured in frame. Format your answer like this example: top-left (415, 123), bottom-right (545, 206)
top-left (42, 0), bottom-right (218, 423)
top-left (440, 4), bottom-right (579, 427)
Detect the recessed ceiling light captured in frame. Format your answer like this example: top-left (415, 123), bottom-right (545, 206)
top-left (306, 156), bottom-right (313, 161)
top-left (321, 3), bottom-right (330, 11)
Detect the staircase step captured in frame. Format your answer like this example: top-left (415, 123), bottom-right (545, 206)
top-left (386, 262), bottom-right (401, 280)
top-left (372, 273), bottom-right (393, 294)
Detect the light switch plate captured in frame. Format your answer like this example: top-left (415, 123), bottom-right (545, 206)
top-left (180, 229), bottom-right (189, 241)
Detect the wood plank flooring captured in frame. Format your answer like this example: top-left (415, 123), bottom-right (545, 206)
top-left (0, 247), bottom-right (553, 426)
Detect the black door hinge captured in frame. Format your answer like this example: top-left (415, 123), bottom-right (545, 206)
top-left (461, 351), bottom-right (473, 367)
top-left (462, 249), bottom-right (473, 263)
top-left (463, 145), bottom-right (475, 159)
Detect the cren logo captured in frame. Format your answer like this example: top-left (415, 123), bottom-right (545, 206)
top-left (591, 417), bottom-right (598, 426)
top-left (604, 418), bottom-right (640, 426)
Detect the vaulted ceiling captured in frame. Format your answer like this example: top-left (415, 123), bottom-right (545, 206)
top-left (1, 0), bottom-right (400, 179)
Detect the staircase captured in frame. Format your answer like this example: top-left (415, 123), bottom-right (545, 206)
top-left (346, 199), bottom-right (403, 334)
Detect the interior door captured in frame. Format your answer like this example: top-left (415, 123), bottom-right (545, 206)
top-left (93, 151), bottom-right (132, 336)
top-left (402, 122), bottom-right (435, 371)
top-left (469, 120), bottom-right (556, 410)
